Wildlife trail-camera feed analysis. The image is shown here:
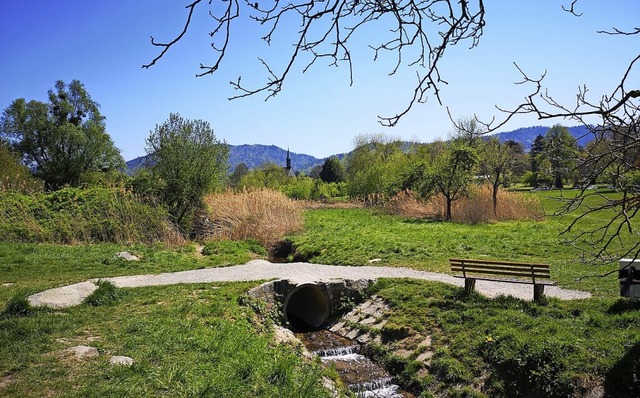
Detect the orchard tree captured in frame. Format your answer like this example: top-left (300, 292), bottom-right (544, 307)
top-left (146, 113), bottom-right (229, 229)
top-left (479, 137), bottom-right (521, 216)
top-left (0, 80), bottom-right (123, 189)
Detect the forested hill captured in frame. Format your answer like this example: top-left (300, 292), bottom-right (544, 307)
top-left (228, 144), bottom-right (322, 172)
top-left (126, 144), bottom-right (325, 175)
top-left (492, 125), bottom-right (592, 151)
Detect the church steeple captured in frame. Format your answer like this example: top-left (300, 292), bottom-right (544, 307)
top-left (285, 148), bottom-right (292, 171)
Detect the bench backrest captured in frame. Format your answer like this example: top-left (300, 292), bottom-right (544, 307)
top-left (450, 258), bottom-right (551, 283)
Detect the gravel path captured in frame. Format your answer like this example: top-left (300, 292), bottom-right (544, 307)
top-left (27, 259), bottom-right (591, 308)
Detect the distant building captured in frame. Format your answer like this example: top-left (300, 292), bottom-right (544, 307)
top-left (284, 148), bottom-right (296, 177)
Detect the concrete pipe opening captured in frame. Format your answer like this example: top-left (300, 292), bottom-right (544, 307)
top-left (283, 284), bottom-right (331, 332)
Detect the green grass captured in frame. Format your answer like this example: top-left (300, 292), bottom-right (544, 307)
top-left (366, 278), bottom-right (640, 398)
top-left (1, 189), bottom-right (638, 397)
top-left (289, 191), bottom-right (636, 298)
top-left (0, 281), bottom-right (330, 397)
top-left (0, 241), bottom-right (267, 306)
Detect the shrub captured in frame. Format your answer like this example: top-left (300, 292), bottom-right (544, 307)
top-left (199, 189), bottom-right (303, 248)
top-left (84, 280), bottom-right (124, 306)
top-left (480, 335), bottom-right (574, 397)
top-left (0, 187), bottom-right (183, 245)
top-left (2, 292), bottom-right (32, 318)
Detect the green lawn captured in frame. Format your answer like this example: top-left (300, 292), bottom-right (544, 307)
top-left (290, 191), bottom-right (634, 298)
top-left (1, 189), bottom-right (638, 397)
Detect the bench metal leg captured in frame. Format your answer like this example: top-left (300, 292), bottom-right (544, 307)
top-left (464, 278), bottom-right (476, 294)
top-left (533, 284), bottom-right (545, 303)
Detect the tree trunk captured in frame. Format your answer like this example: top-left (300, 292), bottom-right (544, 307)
top-left (555, 173), bottom-right (563, 189)
top-left (445, 195), bottom-right (452, 221)
top-left (492, 182), bottom-right (499, 217)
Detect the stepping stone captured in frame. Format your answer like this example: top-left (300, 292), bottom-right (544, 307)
top-left (66, 345), bottom-right (99, 359)
top-left (28, 282), bottom-right (98, 309)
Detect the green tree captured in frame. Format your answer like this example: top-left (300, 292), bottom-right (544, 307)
top-left (319, 156), bottom-right (345, 183)
top-left (0, 141), bottom-right (42, 192)
top-left (540, 125), bottom-right (579, 189)
top-left (0, 80), bottom-right (124, 189)
top-left (345, 134), bottom-right (408, 199)
top-left (406, 141), bottom-right (477, 221)
top-left (146, 113), bottom-right (229, 229)
top-left (238, 162), bottom-right (288, 190)
top-left (228, 162), bottom-right (249, 188)
top-left (529, 135), bottom-right (546, 188)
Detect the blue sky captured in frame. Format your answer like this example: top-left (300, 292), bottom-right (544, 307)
top-left (1, 1), bottom-right (638, 161)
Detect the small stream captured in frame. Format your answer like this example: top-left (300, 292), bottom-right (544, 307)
top-left (297, 330), bottom-right (412, 398)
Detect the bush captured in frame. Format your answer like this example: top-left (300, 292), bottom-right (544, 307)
top-left (84, 280), bottom-right (124, 306)
top-left (2, 293), bottom-right (32, 318)
top-left (0, 187), bottom-right (183, 245)
top-left (199, 189), bottom-right (303, 248)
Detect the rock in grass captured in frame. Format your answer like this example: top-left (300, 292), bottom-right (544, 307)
top-left (115, 252), bottom-right (139, 261)
top-left (109, 356), bottom-right (134, 366)
top-left (28, 281), bottom-right (98, 309)
top-left (66, 345), bottom-right (99, 359)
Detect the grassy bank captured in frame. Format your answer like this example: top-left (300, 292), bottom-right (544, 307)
top-left (365, 278), bottom-right (640, 398)
top-left (289, 191), bottom-right (633, 298)
top-left (1, 281), bottom-right (329, 397)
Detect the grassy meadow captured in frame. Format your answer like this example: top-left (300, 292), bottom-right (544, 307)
top-left (1, 189), bottom-right (639, 397)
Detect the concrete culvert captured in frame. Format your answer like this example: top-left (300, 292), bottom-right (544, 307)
top-left (283, 283), bottom-right (331, 332)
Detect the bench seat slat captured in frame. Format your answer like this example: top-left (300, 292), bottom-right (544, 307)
top-left (451, 264), bottom-right (551, 276)
top-left (451, 268), bottom-right (551, 279)
top-left (451, 261), bottom-right (549, 272)
top-left (450, 258), bottom-right (550, 268)
top-left (452, 275), bottom-right (556, 285)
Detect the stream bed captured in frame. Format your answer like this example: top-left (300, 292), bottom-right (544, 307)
top-left (297, 330), bottom-right (413, 398)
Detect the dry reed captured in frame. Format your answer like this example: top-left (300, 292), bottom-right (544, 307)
top-left (200, 189), bottom-right (303, 248)
top-left (378, 185), bottom-right (543, 223)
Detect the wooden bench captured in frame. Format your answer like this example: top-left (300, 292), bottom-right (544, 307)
top-left (449, 258), bottom-right (556, 302)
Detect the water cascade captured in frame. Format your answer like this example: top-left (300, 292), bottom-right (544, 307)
top-left (297, 330), bottom-right (408, 398)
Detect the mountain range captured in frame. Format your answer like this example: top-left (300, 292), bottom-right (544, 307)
top-left (125, 125), bottom-right (592, 174)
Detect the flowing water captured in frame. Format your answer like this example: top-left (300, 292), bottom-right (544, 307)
top-left (296, 330), bottom-right (412, 398)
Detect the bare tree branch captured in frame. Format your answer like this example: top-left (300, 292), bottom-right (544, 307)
top-left (142, 1), bottom-right (204, 70)
top-left (145, 0), bottom-right (486, 126)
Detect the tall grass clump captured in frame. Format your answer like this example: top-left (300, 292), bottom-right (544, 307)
top-left (0, 187), bottom-right (183, 245)
top-left (200, 189), bottom-right (303, 248)
top-left (378, 185), bottom-right (543, 223)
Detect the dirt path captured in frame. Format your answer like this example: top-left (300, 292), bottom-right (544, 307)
top-left (27, 260), bottom-right (591, 308)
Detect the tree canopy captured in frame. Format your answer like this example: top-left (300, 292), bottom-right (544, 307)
top-left (0, 80), bottom-right (124, 190)
top-left (146, 113), bottom-right (229, 229)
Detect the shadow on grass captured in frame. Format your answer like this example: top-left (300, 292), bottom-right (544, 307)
top-left (605, 340), bottom-right (640, 397)
top-left (607, 298), bottom-right (640, 315)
